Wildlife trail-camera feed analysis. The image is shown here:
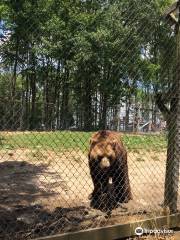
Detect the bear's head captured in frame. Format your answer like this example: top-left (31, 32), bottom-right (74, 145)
top-left (89, 130), bottom-right (124, 169)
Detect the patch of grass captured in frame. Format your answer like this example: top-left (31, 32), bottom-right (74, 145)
top-left (0, 134), bottom-right (14, 149)
top-left (123, 134), bottom-right (167, 151)
top-left (131, 149), bottom-right (140, 154)
top-left (28, 149), bottom-right (47, 161)
top-left (0, 131), bottom-right (167, 152)
top-left (152, 155), bottom-right (160, 161)
top-left (73, 156), bottom-right (82, 163)
top-left (136, 157), bottom-right (145, 162)
top-left (3, 144), bottom-right (15, 150)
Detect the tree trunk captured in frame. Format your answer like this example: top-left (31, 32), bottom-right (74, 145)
top-left (60, 63), bottom-right (69, 130)
top-left (164, 100), bottom-right (178, 212)
top-left (94, 91), bottom-right (98, 130)
top-left (133, 96), bottom-right (140, 132)
top-left (125, 97), bottom-right (131, 131)
top-left (20, 74), bottom-right (26, 130)
top-left (10, 37), bottom-right (19, 129)
top-left (164, 16), bottom-right (180, 213)
top-left (156, 14), bottom-right (180, 213)
top-left (54, 60), bottom-right (61, 130)
top-left (100, 93), bottom-right (107, 129)
top-left (24, 73), bottom-right (30, 130)
top-left (83, 76), bottom-right (92, 131)
top-left (29, 51), bottom-right (37, 130)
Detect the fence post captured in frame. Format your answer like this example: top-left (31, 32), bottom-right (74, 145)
top-left (173, 0), bottom-right (180, 212)
top-left (164, 0), bottom-right (180, 213)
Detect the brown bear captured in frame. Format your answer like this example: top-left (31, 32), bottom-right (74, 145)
top-left (88, 130), bottom-right (132, 212)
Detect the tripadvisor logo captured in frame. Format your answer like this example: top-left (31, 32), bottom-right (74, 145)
top-left (135, 227), bottom-right (143, 236)
top-left (135, 227), bottom-right (173, 236)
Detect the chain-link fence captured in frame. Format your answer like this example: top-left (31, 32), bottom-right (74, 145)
top-left (0, 0), bottom-right (180, 239)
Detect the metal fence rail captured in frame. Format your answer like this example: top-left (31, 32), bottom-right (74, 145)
top-left (0, 1), bottom-right (180, 239)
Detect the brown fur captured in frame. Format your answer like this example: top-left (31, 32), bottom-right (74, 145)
top-left (89, 131), bottom-right (126, 163)
top-left (88, 130), bottom-right (132, 211)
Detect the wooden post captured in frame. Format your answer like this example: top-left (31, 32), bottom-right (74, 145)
top-left (173, 0), bottom-right (180, 212)
top-left (164, 0), bottom-right (180, 213)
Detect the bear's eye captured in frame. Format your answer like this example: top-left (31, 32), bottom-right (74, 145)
top-left (108, 156), bottom-right (112, 160)
top-left (97, 156), bottom-right (103, 161)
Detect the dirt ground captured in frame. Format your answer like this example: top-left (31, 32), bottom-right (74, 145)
top-left (0, 147), bottom-right (179, 239)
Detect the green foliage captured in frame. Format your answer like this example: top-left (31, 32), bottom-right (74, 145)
top-left (0, 0), bottom-right (175, 130)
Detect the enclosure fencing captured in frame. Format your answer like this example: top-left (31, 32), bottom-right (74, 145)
top-left (0, 0), bottom-right (180, 239)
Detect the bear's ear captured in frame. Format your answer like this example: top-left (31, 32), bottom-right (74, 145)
top-left (112, 139), bottom-right (118, 151)
top-left (90, 137), bottom-right (98, 146)
top-left (89, 138), bottom-right (93, 145)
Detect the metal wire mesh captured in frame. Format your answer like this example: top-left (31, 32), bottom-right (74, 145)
top-left (0, 0), bottom-right (180, 239)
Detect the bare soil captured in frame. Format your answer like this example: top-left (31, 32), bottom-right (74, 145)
top-left (0, 147), bottom-right (179, 239)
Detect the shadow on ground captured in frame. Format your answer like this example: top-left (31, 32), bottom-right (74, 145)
top-left (0, 161), bottom-right (55, 206)
top-left (0, 160), bottom-right (153, 240)
top-left (0, 203), bottom-right (92, 240)
top-left (0, 161), bottom-right (102, 240)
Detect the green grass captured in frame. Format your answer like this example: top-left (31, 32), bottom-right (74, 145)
top-left (0, 131), bottom-right (167, 152)
top-left (123, 134), bottom-right (167, 151)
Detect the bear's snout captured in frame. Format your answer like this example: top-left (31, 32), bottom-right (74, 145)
top-left (99, 157), bottom-right (110, 169)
